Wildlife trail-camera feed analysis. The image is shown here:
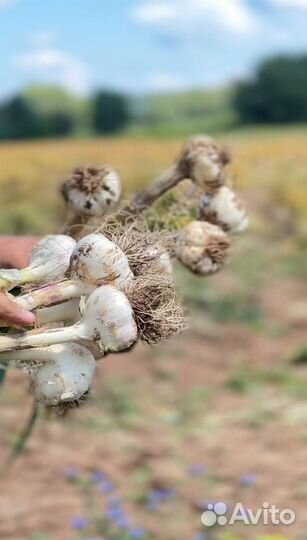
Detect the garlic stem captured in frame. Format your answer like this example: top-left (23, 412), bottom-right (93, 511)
top-left (16, 280), bottom-right (94, 311)
top-left (0, 286), bottom-right (138, 353)
top-left (122, 164), bottom-right (182, 214)
top-left (121, 135), bottom-right (229, 216)
top-left (36, 299), bottom-right (81, 326)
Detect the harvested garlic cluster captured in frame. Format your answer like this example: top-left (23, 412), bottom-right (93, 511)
top-left (0, 134), bottom-right (248, 411)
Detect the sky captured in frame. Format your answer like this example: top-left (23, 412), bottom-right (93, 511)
top-left (0, 0), bottom-right (306, 97)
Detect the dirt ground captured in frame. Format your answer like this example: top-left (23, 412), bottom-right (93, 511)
top-left (0, 274), bottom-right (306, 540)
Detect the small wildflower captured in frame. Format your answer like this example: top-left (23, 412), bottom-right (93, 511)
top-left (105, 505), bottom-right (124, 522)
top-left (193, 533), bottom-right (207, 540)
top-left (146, 488), bottom-right (175, 510)
top-left (114, 512), bottom-right (131, 530)
top-left (63, 466), bottom-right (79, 481)
top-left (129, 527), bottom-right (145, 539)
top-left (70, 516), bottom-right (87, 530)
top-left (188, 464), bottom-right (207, 477)
top-left (107, 495), bottom-right (121, 505)
top-left (98, 480), bottom-right (114, 494)
top-left (90, 470), bottom-right (105, 484)
top-left (239, 473), bottom-right (257, 487)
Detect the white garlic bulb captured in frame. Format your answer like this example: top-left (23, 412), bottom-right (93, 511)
top-left (61, 166), bottom-right (121, 217)
top-left (199, 186), bottom-right (249, 234)
top-left (179, 135), bottom-right (230, 189)
top-left (176, 221), bottom-right (230, 275)
top-left (0, 343), bottom-right (96, 406)
top-left (70, 233), bottom-right (133, 289)
top-left (0, 235), bottom-right (76, 291)
top-left (142, 245), bottom-right (173, 276)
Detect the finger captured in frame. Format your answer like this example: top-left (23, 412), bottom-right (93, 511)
top-left (0, 294), bottom-right (35, 326)
top-left (14, 236), bottom-right (41, 268)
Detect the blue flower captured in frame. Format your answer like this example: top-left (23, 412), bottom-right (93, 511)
top-left (90, 470), bottom-right (105, 484)
top-left (98, 480), bottom-right (114, 494)
top-left (239, 473), bottom-right (256, 487)
top-left (146, 488), bottom-right (175, 511)
top-left (105, 506), bottom-right (122, 521)
top-left (129, 527), bottom-right (145, 538)
top-left (114, 513), bottom-right (131, 530)
top-left (188, 464), bottom-right (207, 477)
top-left (63, 466), bottom-right (79, 480)
top-left (70, 516), bottom-right (87, 530)
top-left (193, 533), bottom-right (207, 540)
top-left (107, 495), bottom-right (122, 508)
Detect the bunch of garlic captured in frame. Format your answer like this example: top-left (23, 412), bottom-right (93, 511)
top-left (0, 134), bottom-right (248, 411)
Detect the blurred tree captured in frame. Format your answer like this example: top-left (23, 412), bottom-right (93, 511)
top-left (233, 54), bottom-right (307, 123)
top-left (92, 91), bottom-right (131, 134)
top-left (24, 85), bottom-right (88, 136)
top-left (0, 96), bottom-right (38, 140)
top-left (0, 88), bottom-right (77, 139)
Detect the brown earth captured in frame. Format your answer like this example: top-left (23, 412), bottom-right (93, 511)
top-left (0, 276), bottom-right (306, 540)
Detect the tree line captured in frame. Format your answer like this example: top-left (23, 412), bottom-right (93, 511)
top-left (0, 90), bottom-right (131, 140)
top-left (0, 54), bottom-right (305, 140)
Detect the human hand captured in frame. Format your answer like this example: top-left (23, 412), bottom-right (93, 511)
top-left (0, 236), bottom-right (40, 326)
top-left (0, 236), bottom-right (40, 269)
top-left (0, 293), bottom-right (35, 326)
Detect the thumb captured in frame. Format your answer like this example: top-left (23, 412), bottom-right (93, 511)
top-left (0, 293), bottom-right (35, 327)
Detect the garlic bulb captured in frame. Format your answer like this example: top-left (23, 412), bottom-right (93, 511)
top-left (61, 166), bottom-right (121, 217)
top-left (16, 233), bottom-right (133, 311)
top-left (0, 343), bottom-right (96, 405)
top-left (0, 235), bottom-right (76, 292)
top-left (70, 233), bottom-right (133, 288)
top-left (179, 135), bottom-right (230, 189)
top-left (176, 221), bottom-right (230, 275)
top-left (140, 245), bottom-right (173, 276)
top-left (0, 286), bottom-right (138, 353)
top-left (199, 186), bottom-right (249, 234)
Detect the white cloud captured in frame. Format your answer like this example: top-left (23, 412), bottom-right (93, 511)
top-left (269, 0), bottom-right (307, 8)
top-left (0, 0), bottom-right (16, 7)
top-left (14, 38), bottom-right (90, 95)
top-left (132, 0), bottom-right (257, 34)
top-left (145, 71), bottom-right (187, 92)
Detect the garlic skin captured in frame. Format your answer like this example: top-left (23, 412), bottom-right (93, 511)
top-left (179, 135), bottom-right (230, 189)
top-left (199, 186), bottom-right (249, 234)
top-left (176, 221), bottom-right (230, 276)
top-left (29, 343), bottom-right (95, 405)
top-left (61, 166), bottom-right (121, 217)
top-left (0, 235), bottom-right (76, 292)
top-left (69, 233), bottom-right (133, 289)
top-left (0, 286), bottom-right (138, 353)
top-left (142, 245), bottom-right (173, 276)
top-left (0, 343), bottom-right (96, 406)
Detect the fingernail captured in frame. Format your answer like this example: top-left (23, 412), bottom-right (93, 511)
top-left (19, 309), bottom-right (35, 325)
